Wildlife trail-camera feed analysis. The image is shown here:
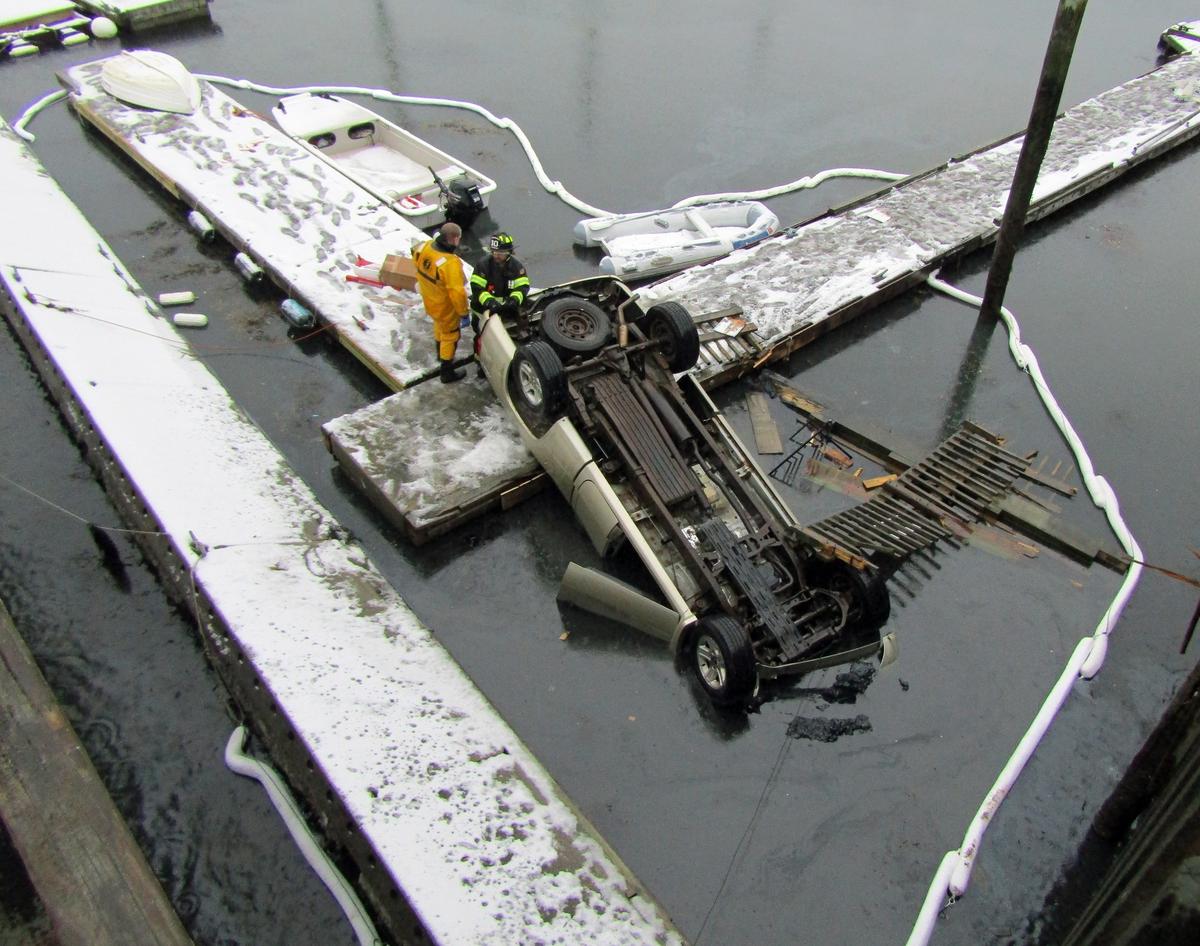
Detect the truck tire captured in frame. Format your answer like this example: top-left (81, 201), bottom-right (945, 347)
top-left (811, 561), bottom-right (891, 629)
top-left (645, 302), bottom-right (700, 372)
top-left (690, 614), bottom-right (757, 706)
top-left (540, 296), bottom-right (611, 356)
top-left (510, 341), bottom-right (567, 424)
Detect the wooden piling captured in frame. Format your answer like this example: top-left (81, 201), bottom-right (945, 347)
top-left (0, 599), bottom-right (192, 946)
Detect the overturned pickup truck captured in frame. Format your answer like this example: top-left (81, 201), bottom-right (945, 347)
top-left (476, 277), bottom-right (894, 707)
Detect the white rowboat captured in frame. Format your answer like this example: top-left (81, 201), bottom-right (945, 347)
top-left (98, 49), bottom-right (201, 114)
top-left (272, 92), bottom-right (497, 229)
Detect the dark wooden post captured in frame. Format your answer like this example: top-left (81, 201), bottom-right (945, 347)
top-left (979, 0), bottom-right (1090, 319)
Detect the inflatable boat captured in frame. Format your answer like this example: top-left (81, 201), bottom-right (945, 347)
top-left (573, 201), bottom-right (779, 281)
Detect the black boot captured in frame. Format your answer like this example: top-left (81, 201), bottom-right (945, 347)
top-left (440, 358), bottom-right (465, 383)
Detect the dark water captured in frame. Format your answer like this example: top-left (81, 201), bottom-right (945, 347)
top-left (1, 3), bottom-right (1197, 945)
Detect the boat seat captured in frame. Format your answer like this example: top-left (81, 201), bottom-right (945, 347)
top-left (684, 210), bottom-right (715, 237)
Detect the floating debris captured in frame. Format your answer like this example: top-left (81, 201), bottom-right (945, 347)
top-left (786, 714), bottom-right (872, 742)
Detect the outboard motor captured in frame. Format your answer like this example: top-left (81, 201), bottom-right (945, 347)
top-left (441, 178), bottom-right (485, 228)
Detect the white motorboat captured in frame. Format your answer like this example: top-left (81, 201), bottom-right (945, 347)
top-left (573, 201), bottom-right (779, 281)
top-left (271, 92), bottom-right (497, 229)
top-left (98, 49), bottom-right (201, 114)
top-left (1160, 20), bottom-right (1200, 55)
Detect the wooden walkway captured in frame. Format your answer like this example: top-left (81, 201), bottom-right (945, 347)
top-left (0, 599), bottom-right (192, 946)
top-left (643, 50), bottom-right (1200, 386)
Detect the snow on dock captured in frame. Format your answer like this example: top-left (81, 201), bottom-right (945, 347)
top-left (641, 50), bottom-right (1200, 386)
top-left (0, 118), bottom-right (683, 946)
top-left (323, 377), bottom-right (544, 545)
top-left (59, 56), bottom-right (442, 393)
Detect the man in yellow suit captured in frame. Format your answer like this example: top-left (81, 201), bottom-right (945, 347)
top-left (412, 222), bottom-right (469, 383)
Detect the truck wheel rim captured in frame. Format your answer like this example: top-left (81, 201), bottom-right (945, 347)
top-left (518, 361), bottom-right (543, 407)
top-left (696, 635), bottom-right (726, 691)
top-left (558, 307), bottom-right (600, 341)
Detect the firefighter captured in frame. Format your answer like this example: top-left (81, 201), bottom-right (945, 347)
top-left (470, 232), bottom-right (531, 372)
top-left (412, 222), bottom-right (469, 383)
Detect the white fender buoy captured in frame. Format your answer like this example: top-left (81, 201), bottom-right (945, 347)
top-left (90, 17), bottom-right (119, 40)
top-left (186, 209), bottom-right (215, 242)
top-left (172, 312), bottom-right (208, 328)
top-left (158, 291), bottom-right (197, 306)
top-left (280, 299), bottom-right (315, 328)
top-left (234, 251), bottom-right (265, 284)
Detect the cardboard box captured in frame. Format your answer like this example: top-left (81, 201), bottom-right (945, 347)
top-left (379, 254), bottom-right (419, 291)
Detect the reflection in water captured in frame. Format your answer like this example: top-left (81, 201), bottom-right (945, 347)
top-left (371, 0), bottom-right (405, 95)
top-left (940, 307), bottom-right (999, 440)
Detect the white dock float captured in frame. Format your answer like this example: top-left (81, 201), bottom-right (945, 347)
top-left (60, 56), bottom-right (444, 393)
top-left (0, 118), bottom-right (683, 946)
top-left (641, 50), bottom-right (1200, 386)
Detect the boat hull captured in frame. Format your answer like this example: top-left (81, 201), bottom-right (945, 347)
top-left (272, 93), bottom-right (496, 228)
top-left (98, 50), bottom-right (201, 114)
top-left (577, 201), bottom-right (779, 281)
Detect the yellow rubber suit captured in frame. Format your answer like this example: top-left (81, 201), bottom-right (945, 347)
top-left (412, 238), bottom-right (469, 361)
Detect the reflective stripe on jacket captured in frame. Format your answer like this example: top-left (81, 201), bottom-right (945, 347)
top-left (470, 255), bottom-right (530, 311)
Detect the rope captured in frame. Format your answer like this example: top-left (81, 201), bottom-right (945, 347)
top-left (905, 272), bottom-right (1145, 946)
top-left (0, 470), bottom-right (165, 537)
top-left (10, 73), bottom-right (904, 217)
top-left (695, 703), bottom-right (804, 945)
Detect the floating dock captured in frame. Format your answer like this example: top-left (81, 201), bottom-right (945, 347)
top-left (322, 376), bottom-right (544, 545)
top-left (0, 117), bottom-right (683, 946)
top-left (641, 50), bottom-right (1200, 386)
top-left (74, 0), bottom-right (211, 31)
top-left (60, 58), bottom-right (446, 393)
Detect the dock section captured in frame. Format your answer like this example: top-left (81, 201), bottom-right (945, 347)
top-left (75, 1), bottom-right (212, 31)
top-left (0, 118), bottom-right (683, 946)
top-left (0, 599), bottom-right (193, 946)
top-left (323, 376), bottom-right (544, 545)
top-left (60, 57), bottom-right (444, 393)
top-left (641, 51), bottom-right (1200, 385)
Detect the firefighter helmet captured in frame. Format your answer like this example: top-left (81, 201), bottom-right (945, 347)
top-left (489, 232), bottom-right (515, 253)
